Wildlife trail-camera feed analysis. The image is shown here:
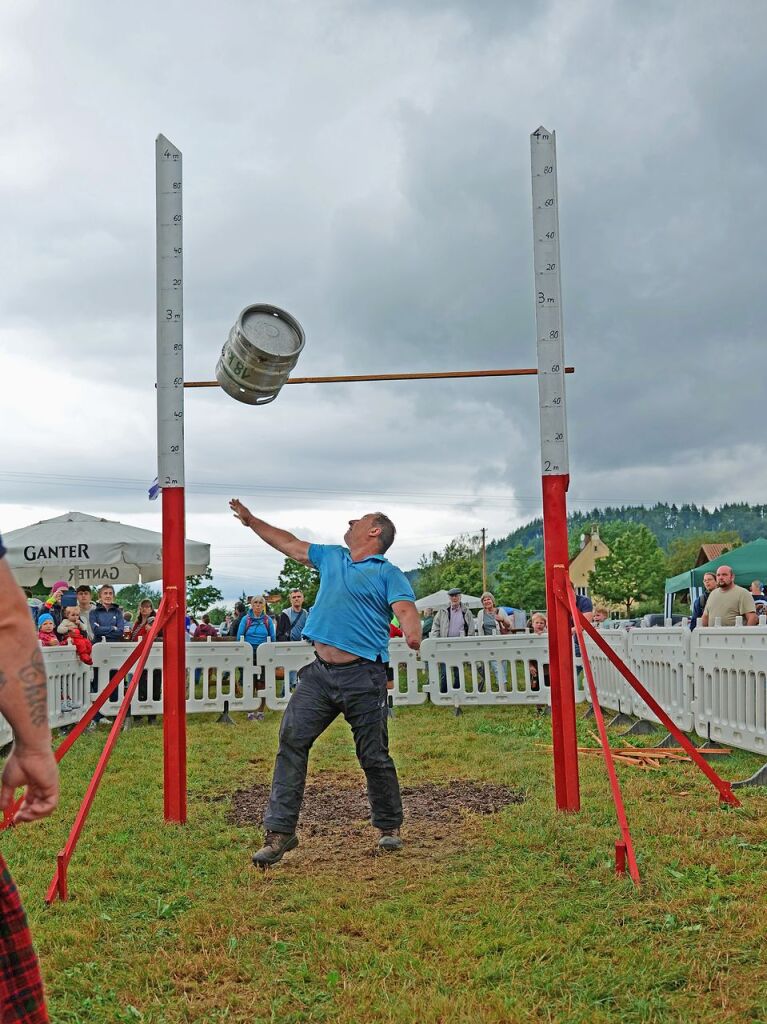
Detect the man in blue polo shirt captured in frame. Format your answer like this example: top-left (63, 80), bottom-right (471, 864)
top-left (229, 500), bottom-right (421, 867)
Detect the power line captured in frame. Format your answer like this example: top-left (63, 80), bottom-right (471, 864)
top-left (0, 469), bottom-right (657, 510)
top-left (0, 468), bottom-right (524, 503)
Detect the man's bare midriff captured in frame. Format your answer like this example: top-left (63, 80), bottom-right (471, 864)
top-left (314, 641), bottom-right (363, 664)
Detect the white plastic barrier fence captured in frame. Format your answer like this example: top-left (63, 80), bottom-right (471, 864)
top-left (45, 647), bottom-right (91, 729)
top-left (91, 639), bottom-right (257, 717)
top-left (628, 628), bottom-right (694, 732)
top-left (582, 629), bottom-right (634, 715)
top-left (258, 642), bottom-right (316, 711)
top-left (91, 641), bottom-right (161, 716)
top-left (420, 635), bottom-right (558, 706)
top-left (186, 639), bottom-right (259, 715)
top-left (387, 639), bottom-right (427, 705)
top-left (691, 625), bottom-right (767, 754)
top-left (30, 627), bottom-right (767, 767)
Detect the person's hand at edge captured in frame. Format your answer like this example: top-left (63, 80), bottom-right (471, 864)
top-left (0, 745), bottom-right (59, 824)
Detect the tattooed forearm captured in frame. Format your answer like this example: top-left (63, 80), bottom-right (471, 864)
top-left (18, 648), bottom-right (49, 727)
top-left (0, 670), bottom-right (6, 691)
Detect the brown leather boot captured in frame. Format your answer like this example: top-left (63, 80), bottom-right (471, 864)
top-left (252, 831), bottom-right (299, 867)
top-left (378, 828), bottom-right (403, 852)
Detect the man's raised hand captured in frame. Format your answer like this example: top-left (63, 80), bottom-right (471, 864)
top-left (230, 499), bottom-right (253, 528)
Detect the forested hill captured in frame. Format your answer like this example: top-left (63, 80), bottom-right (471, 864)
top-left (486, 502), bottom-right (767, 573)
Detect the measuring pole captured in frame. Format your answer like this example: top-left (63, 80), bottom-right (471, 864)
top-left (156, 134), bottom-right (187, 824)
top-left (531, 126), bottom-right (580, 812)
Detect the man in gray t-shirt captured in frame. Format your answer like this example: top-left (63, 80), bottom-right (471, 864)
top-left (701, 566), bottom-right (757, 627)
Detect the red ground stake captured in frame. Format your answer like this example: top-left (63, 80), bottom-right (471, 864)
top-left (556, 572), bottom-right (641, 885)
top-left (45, 597), bottom-right (174, 904)
top-left (572, 601), bottom-right (740, 808)
top-left (615, 841), bottom-right (627, 877)
top-left (56, 852), bottom-right (68, 902)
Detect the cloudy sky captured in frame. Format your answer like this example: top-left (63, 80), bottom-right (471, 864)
top-left (1, 0), bottom-right (765, 601)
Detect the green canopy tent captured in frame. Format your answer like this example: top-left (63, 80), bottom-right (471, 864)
top-left (664, 538), bottom-right (767, 616)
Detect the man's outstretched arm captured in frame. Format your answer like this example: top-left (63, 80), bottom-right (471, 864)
top-left (230, 499), bottom-right (312, 565)
top-left (391, 601), bottom-right (421, 652)
top-left (0, 558), bottom-right (59, 823)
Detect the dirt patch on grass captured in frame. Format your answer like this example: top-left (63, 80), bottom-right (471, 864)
top-left (229, 777), bottom-right (524, 837)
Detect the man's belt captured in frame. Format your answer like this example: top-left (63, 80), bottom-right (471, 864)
top-left (314, 653), bottom-right (384, 670)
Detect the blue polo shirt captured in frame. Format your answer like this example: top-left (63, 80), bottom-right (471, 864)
top-left (303, 544), bottom-right (415, 661)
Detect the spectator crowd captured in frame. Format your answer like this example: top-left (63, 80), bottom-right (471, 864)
top-left (26, 567), bottom-right (767, 676)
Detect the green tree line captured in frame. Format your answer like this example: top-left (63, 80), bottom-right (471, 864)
top-left (483, 501), bottom-right (767, 572)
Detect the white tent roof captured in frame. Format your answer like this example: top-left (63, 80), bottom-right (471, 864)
top-left (415, 589), bottom-right (483, 611)
top-left (4, 511), bottom-right (210, 587)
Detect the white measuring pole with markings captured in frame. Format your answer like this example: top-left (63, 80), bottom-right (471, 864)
top-left (156, 135), bottom-right (185, 488)
top-left (531, 126), bottom-right (568, 479)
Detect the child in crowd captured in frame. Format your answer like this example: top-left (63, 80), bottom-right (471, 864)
top-left (530, 612), bottom-right (547, 635)
top-left (37, 613), bottom-right (61, 647)
top-left (57, 605), bottom-right (93, 665)
top-left (528, 612), bottom-right (548, 692)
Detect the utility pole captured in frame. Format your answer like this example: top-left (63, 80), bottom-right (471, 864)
top-left (481, 527), bottom-right (487, 593)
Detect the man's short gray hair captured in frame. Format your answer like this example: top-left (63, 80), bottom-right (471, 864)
top-left (372, 513), bottom-right (396, 553)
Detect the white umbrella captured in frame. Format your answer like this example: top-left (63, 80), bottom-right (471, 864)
top-left (4, 511), bottom-right (210, 587)
top-left (414, 589), bottom-right (483, 611)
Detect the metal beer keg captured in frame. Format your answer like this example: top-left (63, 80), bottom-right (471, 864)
top-left (216, 304), bottom-right (305, 405)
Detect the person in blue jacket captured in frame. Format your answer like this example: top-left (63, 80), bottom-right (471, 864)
top-left (237, 595), bottom-right (275, 720)
top-left (89, 585), bottom-right (124, 642)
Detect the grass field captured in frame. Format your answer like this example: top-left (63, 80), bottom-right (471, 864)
top-left (5, 705), bottom-right (767, 1024)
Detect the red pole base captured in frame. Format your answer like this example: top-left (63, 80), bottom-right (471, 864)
top-left (541, 474), bottom-right (580, 812)
top-left (162, 487), bottom-right (187, 824)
